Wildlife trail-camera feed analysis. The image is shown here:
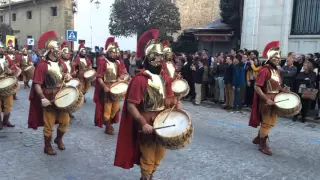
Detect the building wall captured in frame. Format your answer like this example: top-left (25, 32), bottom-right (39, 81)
top-left (0, 0), bottom-right (74, 48)
top-left (175, 0), bottom-right (221, 30)
top-left (241, 0), bottom-right (320, 56)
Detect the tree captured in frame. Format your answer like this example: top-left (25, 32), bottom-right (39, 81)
top-left (220, 0), bottom-right (243, 39)
top-left (109, 0), bottom-right (181, 38)
top-left (0, 23), bottom-right (13, 44)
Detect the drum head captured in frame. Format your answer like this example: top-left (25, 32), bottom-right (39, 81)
top-left (84, 70), bottom-right (95, 78)
top-left (66, 79), bottom-right (80, 87)
top-left (54, 87), bottom-right (78, 108)
top-left (110, 82), bottom-right (128, 94)
top-left (172, 80), bottom-right (188, 93)
top-left (154, 109), bottom-right (191, 138)
top-left (274, 92), bottom-right (300, 109)
top-left (0, 77), bottom-right (16, 88)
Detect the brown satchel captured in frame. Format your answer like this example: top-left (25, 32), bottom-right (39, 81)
top-left (302, 88), bottom-right (318, 100)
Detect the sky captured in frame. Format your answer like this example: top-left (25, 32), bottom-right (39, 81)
top-left (74, 0), bottom-right (137, 51)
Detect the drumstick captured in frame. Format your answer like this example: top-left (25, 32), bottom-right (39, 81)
top-left (50, 93), bottom-right (69, 103)
top-left (139, 124), bottom-right (175, 133)
top-left (274, 99), bottom-right (289, 103)
top-left (162, 94), bottom-right (183, 123)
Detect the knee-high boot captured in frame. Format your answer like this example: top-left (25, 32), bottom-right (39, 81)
top-left (104, 120), bottom-right (114, 135)
top-left (44, 136), bottom-right (57, 155)
top-left (54, 130), bottom-right (66, 150)
top-left (252, 132), bottom-right (260, 144)
top-left (3, 113), bottom-right (15, 127)
top-left (259, 136), bottom-right (272, 156)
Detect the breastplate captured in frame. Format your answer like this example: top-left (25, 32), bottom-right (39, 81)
top-left (79, 58), bottom-right (87, 70)
top-left (0, 57), bottom-right (8, 76)
top-left (104, 60), bottom-right (117, 82)
top-left (65, 60), bottom-right (72, 73)
top-left (166, 62), bottom-right (175, 78)
top-left (265, 69), bottom-right (281, 93)
top-left (142, 72), bottom-right (165, 112)
top-left (45, 61), bottom-right (64, 88)
top-left (21, 56), bottom-right (28, 66)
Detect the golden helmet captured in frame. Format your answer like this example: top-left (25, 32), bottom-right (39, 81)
top-left (105, 37), bottom-right (117, 53)
top-left (136, 29), bottom-right (163, 59)
top-left (263, 41), bottom-right (280, 60)
top-left (37, 31), bottom-right (59, 56)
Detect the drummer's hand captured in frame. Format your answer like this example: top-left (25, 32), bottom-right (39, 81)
top-left (142, 124), bottom-right (154, 134)
top-left (103, 86), bottom-right (110, 92)
top-left (176, 101), bottom-right (182, 110)
top-left (6, 68), bottom-right (12, 75)
top-left (176, 73), bottom-right (182, 79)
top-left (266, 99), bottom-right (275, 106)
top-left (283, 86), bottom-right (290, 92)
top-left (41, 98), bottom-right (51, 107)
top-left (65, 73), bottom-right (72, 81)
top-left (119, 74), bottom-right (125, 80)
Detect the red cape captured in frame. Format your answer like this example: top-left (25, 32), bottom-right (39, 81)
top-left (249, 92), bottom-right (261, 128)
top-left (27, 60), bottom-right (68, 129)
top-left (114, 70), bottom-right (174, 169)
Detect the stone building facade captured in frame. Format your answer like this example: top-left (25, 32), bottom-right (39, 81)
top-left (241, 0), bottom-right (320, 56)
top-left (0, 0), bottom-right (74, 49)
top-left (175, 0), bottom-right (220, 30)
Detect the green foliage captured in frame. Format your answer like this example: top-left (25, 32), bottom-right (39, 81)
top-left (220, 0), bottom-right (241, 37)
top-left (0, 23), bottom-right (13, 44)
top-left (109, 0), bottom-right (181, 38)
top-left (172, 34), bottom-right (198, 53)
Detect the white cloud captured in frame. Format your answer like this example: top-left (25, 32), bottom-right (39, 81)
top-left (74, 0), bottom-right (137, 51)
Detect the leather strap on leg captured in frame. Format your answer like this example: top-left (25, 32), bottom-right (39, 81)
top-left (3, 112), bottom-right (14, 127)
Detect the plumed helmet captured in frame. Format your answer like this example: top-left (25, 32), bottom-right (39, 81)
top-left (263, 41), bottom-right (281, 60)
top-left (136, 29), bottom-right (163, 59)
top-left (60, 40), bottom-right (69, 53)
top-left (105, 37), bottom-right (116, 53)
top-left (115, 42), bottom-right (120, 53)
top-left (162, 40), bottom-right (172, 54)
top-left (37, 31), bottom-right (59, 56)
top-left (78, 42), bottom-right (85, 52)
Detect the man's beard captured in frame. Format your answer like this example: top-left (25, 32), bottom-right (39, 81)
top-left (144, 60), bottom-right (161, 75)
top-left (80, 53), bottom-right (86, 58)
top-left (106, 54), bottom-right (116, 62)
top-left (266, 59), bottom-right (278, 69)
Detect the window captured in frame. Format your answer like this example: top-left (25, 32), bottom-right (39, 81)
top-left (27, 11), bottom-right (32, 19)
top-left (51, 7), bottom-right (57, 16)
top-left (12, 13), bottom-right (16, 21)
top-left (291, 0), bottom-right (320, 35)
top-left (0, 16), bottom-right (3, 23)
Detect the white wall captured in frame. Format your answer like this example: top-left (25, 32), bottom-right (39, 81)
top-left (241, 0), bottom-right (319, 56)
top-left (74, 0), bottom-right (137, 51)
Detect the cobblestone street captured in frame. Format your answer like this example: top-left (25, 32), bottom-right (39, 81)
top-left (1, 85), bottom-right (320, 180)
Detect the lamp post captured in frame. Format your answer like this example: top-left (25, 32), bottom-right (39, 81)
top-left (90, 0), bottom-right (100, 50)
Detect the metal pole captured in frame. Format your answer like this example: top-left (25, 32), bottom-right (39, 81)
top-left (8, 0), bottom-right (11, 27)
top-left (90, 3), bottom-right (92, 50)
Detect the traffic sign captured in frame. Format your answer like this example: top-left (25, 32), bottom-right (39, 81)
top-left (27, 38), bottom-right (34, 46)
top-left (67, 30), bottom-right (77, 42)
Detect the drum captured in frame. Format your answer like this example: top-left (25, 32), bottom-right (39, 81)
top-left (0, 76), bottom-right (20, 97)
top-left (274, 92), bottom-right (301, 116)
top-left (24, 66), bottom-right (35, 79)
top-left (110, 82), bottom-right (128, 101)
top-left (83, 69), bottom-right (96, 82)
top-left (54, 86), bottom-right (84, 113)
top-left (172, 79), bottom-right (190, 97)
top-left (153, 109), bottom-right (193, 150)
top-left (65, 78), bottom-right (81, 89)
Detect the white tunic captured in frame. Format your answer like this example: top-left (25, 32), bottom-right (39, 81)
top-left (145, 70), bottom-right (165, 98)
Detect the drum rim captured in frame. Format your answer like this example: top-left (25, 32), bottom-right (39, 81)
top-left (0, 76), bottom-right (17, 88)
top-left (172, 79), bottom-right (190, 96)
top-left (54, 86), bottom-right (80, 107)
top-left (153, 108), bottom-right (192, 138)
top-left (274, 92), bottom-right (301, 109)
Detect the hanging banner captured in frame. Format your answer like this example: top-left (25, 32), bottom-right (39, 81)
top-left (6, 35), bottom-right (15, 47)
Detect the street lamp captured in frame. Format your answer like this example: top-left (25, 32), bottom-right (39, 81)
top-left (94, 0), bottom-right (101, 9)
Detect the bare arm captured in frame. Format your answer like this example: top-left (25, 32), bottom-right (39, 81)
top-left (97, 77), bottom-right (107, 88)
top-left (254, 85), bottom-right (269, 101)
top-left (34, 84), bottom-right (46, 99)
top-left (127, 102), bottom-right (147, 126)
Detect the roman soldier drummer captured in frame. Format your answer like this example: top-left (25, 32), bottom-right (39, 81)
top-left (93, 37), bottom-right (124, 135)
top-left (60, 41), bottom-right (76, 119)
top-left (249, 41), bottom-right (290, 156)
top-left (20, 45), bottom-right (33, 88)
top-left (73, 42), bottom-right (92, 102)
top-left (6, 40), bottom-right (19, 100)
top-left (114, 29), bottom-right (181, 180)
top-left (27, 31), bottom-right (72, 155)
top-left (0, 42), bottom-right (21, 130)
top-left (161, 40), bottom-right (178, 80)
